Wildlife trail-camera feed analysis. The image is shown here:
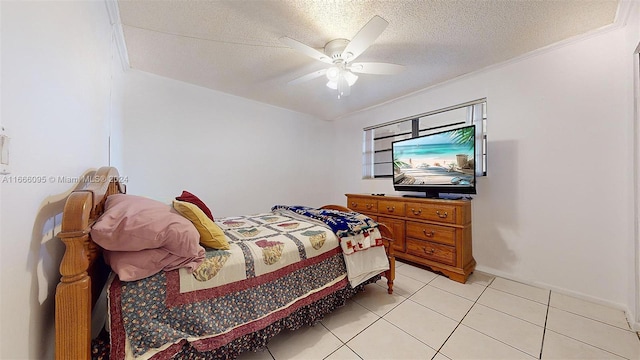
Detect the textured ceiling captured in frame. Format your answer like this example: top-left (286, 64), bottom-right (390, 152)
top-left (117, 0), bottom-right (619, 120)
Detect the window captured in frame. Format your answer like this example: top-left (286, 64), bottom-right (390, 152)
top-left (363, 99), bottom-right (487, 179)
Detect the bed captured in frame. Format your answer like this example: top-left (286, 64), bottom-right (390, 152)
top-left (54, 167), bottom-right (395, 360)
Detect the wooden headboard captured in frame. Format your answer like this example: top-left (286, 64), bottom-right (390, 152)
top-left (55, 167), bottom-right (125, 360)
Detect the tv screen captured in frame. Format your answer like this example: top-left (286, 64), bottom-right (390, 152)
top-left (392, 125), bottom-right (476, 198)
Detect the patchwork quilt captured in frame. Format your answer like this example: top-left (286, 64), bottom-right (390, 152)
top-left (272, 205), bottom-right (390, 286)
top-left (271, 205), bottom-right (385, 254)
top-left (107, 209), bottom-right (386, 360)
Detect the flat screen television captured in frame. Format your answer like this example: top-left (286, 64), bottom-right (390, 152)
top-left (392, 124), bottom-right (476, 198)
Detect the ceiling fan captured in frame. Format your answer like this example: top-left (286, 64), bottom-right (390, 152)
top-left (280, 15), bottom-right (405, 99)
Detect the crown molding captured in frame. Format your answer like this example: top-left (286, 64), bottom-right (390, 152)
top-left (104, 0), bottom-right (129, 71)
top-left (615, 0), bottom-right (635, 27)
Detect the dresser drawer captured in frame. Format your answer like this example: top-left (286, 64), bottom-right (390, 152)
top-left (347, 197), bottom-right (378, 213)
top-left (378, 200), bottom-right (406, 216)
top-left (406, 221), bottom-right (455, 246)
top-left (405, 203), bottom-right (457, 224)
top-left (406, 239), bottom-right (456, 266)
top-left (378, 216), bottom-right (406, 252)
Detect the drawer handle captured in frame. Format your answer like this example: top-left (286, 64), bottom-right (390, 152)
top-left (422, 229), bottom-right (435, 237)
top-left (411, 208), bottom-right (422, 215)
top-left (436, 210), bottom-right (448, 218)
top-left (351, 202), bottom-right (358, 208)
top-left (423, 247), bottom-right (436, 254)
top-left (386, 206), bottom-right (395, 212)
top-left (366, 203), bottom-right (373, 209)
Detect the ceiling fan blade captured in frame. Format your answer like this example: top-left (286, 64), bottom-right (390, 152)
top-left (288, 68), bottom-right (328, 85)
top-left (349, 62), bottom-right (405, 75)
top-left (280, 37), bottom-right (333, 64)
top-left (342, 15), bottom-right (388, 61)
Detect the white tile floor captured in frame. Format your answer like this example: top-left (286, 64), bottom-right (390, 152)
top-left (237, 261), bottom-right (640, 360)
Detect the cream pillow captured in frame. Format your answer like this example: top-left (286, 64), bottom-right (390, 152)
top-left (173, 200), bottom-right (230, 250)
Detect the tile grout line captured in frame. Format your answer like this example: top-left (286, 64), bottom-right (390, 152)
top-left (489, 286), bottom-right (549, 306)
top-left (416, 281), bottom-right (550, 357)
top-left (404, 284), bottom-right (480, 325)
top-left (319, 319), bottom-right (365, 360)
top-left (547, 305), bottom-right (635, 332)
top-left (271, 284), bottom-right (391, 360)
top-left (432, 277), bottom-right (493, 357)
top-left (342, 342), bottom-right (365, 360)
top-left (434, 276), bottom-right (542, 359)
top-left (318, 321), bottom-right (362, 360)
top-left (527, 292), bottom-right (634, 359)
top-left (351, 273), bottom-right (448, 358)
top-left (548, 303), bottom-right (640, 334)
top-left (539, 290), bottom-right (552, 359)
top-left (492, 281), bottom-right (632, 331)
top-left (320, 280), bottom-right (416, 359)
top-left (543, 328), bottom-right (633, 360)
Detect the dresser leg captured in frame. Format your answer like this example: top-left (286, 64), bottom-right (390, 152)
top-left (447, 272), bottom-right (466, 283)
top-left (439, 268), bottom-right (472, 283)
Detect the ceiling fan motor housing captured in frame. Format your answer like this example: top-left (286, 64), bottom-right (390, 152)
top-left (324, 39), bottom-right (351, 62)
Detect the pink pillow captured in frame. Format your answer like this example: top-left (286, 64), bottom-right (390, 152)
top-left (103, 248), bottom-right (203, 282)
top-left (176, 190), bottom-right (214, 221)
top-left (91, 194), bottom-right (205, 281)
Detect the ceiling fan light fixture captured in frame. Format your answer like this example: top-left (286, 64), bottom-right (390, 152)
top-left (336, 75), bottom-right (350, 99)
top-left (326, 66), bottom-right (340, 81)
top-left (326, 70), bottom-right (358, 99)
top-left (326, 70), bottom-right (358, 88)
top-left (343, 70), bottom-right (358, 86)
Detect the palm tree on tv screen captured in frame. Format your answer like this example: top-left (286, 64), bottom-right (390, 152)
top-left (450, 127), bottom-right (475, 150)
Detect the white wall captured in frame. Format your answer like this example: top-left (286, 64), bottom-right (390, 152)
top-left (122, 70), bottom-right (334, 217)
top-left (332, 9), bottom-right (640, 327)
top-left (0, 1), bottom-right (123, 358)
top-left (626, 1), bottom-right (640, 329)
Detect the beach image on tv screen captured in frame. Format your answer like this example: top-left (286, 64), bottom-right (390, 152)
top-left (393, 127), bottom-right (475, 186)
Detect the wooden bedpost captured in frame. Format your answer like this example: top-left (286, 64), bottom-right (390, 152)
top-left (55, 192), bottom-right (94, 360)
top-left (55, 167), bottom-right (125, 360)
top-left (378, 223), bottom-right (395, 294)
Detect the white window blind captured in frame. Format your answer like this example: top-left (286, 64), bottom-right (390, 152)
top-left (363, 99), bottom-right (487, 179)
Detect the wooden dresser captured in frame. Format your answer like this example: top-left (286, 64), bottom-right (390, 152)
top-left (346, 194), bottom-right (475, 283)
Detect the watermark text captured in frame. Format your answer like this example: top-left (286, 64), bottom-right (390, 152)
top-left (1, 175), bottom-right (128, 184)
